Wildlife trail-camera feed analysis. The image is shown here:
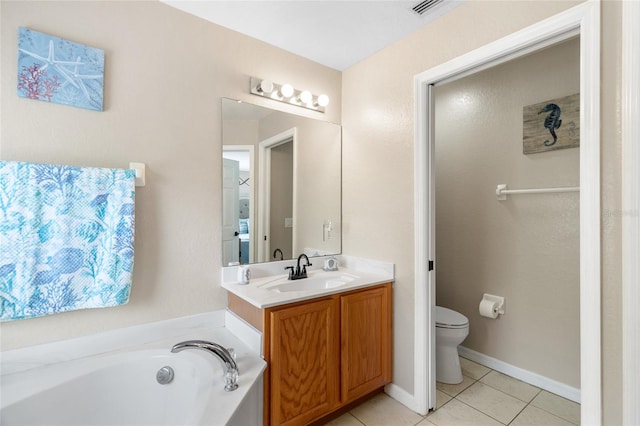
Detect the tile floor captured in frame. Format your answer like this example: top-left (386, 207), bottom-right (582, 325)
top-left (326, 357), bottom-right (580, 426)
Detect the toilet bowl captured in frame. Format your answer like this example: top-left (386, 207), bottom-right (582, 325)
top-left (435, 306), bottom-right (469, 384)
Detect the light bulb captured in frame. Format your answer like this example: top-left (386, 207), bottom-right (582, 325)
top-left (257, 80), bottom-right (273, 94)
top-left (299, 90), bottom-right (312, 104)
top-left (316, 94), bottom-right (329, 107)
top-left (280, 83), bottom-right (294, 98)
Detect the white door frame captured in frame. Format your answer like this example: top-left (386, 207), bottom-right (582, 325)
top-left (413, 2), bottom-right (601, 422)
top-left (258, 128), bottom-right (297, 262)
top-left (622, 1), bottom-right (640, 424)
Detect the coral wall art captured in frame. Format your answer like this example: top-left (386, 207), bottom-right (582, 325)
top-left (17, 28), bottom-right (104, 111)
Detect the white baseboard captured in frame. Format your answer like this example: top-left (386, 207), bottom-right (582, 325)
top-left (458, 346), bottom-right (580, 403)
top-left (384, 383), bottom-right (427, 415)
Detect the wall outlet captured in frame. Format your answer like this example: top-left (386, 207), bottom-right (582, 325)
top-left (285, 217), bottom-right (293, 228)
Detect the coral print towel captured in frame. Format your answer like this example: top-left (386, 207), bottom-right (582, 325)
top-left (0, 161), bottom-right (135, 321)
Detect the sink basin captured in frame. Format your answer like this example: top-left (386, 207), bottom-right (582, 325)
top-left (260, 271), bottom-right (359, 293)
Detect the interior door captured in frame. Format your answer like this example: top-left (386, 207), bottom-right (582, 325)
top-left (222, 158), bottom-right (240, 265)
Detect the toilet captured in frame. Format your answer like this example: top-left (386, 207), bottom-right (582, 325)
top-left (435, 306), bottom-right (469, 384)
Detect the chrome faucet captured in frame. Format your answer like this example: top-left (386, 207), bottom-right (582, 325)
top-left (171, 340), bottom-right (239, 391)
top-left (285, 253), bottom-right (313, 280)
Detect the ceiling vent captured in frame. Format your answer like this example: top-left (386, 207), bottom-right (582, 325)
top-left (412, 0), bottom-right (445, 16)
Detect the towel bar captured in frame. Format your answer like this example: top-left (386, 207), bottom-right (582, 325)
top-left (496, 184), bottom-right (579, 200)
top-left (129, 162), bottom-right (146, 187)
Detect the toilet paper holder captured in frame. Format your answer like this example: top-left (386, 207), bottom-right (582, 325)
top-left (481, 293), bottom-right (505, 316)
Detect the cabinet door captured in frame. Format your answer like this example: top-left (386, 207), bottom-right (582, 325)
top-left (341, 285), bottom-right (392, 402)
top-left (269, 298), bottom-right (340, 426)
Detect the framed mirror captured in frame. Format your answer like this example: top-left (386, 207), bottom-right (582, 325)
top-left (222, 98), bottom-right (341, 265)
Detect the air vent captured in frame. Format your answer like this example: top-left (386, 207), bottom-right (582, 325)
top-left (412, 0), bottom-right (445, 15)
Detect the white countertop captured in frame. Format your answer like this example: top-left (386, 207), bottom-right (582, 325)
top-left (221, 255), bottom-right (394, 309)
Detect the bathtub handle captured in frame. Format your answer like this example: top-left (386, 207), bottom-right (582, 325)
top-left (171, 340), bottom-right (239, 392)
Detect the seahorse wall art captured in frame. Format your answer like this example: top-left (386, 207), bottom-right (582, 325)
top-left (522, 93), bottom-right (579, 154)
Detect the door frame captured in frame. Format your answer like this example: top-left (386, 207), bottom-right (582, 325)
top-left (413, 1), bottom-right (601, 422)
top-left (258, 128), bottom-right (297, 262)
top-left (622, 1), bottom-right (640, 424)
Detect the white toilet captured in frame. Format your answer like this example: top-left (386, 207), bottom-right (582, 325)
top-left (435, 306), bottom-right (469, 384)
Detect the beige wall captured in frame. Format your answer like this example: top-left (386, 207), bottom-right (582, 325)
top-left (0, 0), bottom-right (341, 350)
top-left (434, 38), bottom-right (580, 387)
top-left (342, 0), bottom-right (622, 423)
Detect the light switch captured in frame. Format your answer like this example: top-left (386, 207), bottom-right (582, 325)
top-left (285, 217), bottom-right (293, 228)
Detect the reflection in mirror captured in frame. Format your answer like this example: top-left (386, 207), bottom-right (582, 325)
top-left (222, 98), bottom-right (341, 266)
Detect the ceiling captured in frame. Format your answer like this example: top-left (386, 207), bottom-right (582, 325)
top-left (161, 0), bottom-right (463, 71)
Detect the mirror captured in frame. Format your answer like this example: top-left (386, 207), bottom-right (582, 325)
top-left (222, 98), bottom-right (341, 265)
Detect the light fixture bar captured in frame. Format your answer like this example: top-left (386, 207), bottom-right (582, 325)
top-left (250, 77), bottom-right (328, 113)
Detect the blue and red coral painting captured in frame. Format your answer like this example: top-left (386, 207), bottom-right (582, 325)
top-left (17, 28), bottom-right (104, 111)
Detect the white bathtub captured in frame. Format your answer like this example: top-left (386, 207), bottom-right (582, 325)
top-left (0, 312), bottom-right (265, 426)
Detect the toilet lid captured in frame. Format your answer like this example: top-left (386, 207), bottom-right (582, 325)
top-left (435, 306), bottom-right (469, 329)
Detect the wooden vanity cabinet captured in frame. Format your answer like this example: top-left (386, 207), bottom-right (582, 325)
top-left (268, 297), bottom-right (341, 425)
top-left (340, 285), bottom-right (392, 403)
top-left (228, 282), bottom-right (392, 426)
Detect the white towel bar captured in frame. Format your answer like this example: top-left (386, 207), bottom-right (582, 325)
top-left (496, 184), bottom-right (579, 200)
top-left (129, 162), bottom-right (146, 187)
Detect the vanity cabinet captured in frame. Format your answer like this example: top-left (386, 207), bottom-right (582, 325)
top-left (228, 282), bottom-right (392, 426)
top-left (340, 285), bottom-right (392, 403)
top-left (269, 297), bottom-right (341, 425)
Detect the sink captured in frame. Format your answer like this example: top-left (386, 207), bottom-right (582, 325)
top-left (259, 271), bottom-right (359, 293)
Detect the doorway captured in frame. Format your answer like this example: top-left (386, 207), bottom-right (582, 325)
top-left (413, 2), bottom-right (600, 423)
top-left (223, 145), bottom-right (255, 265)
top-left (434, 37), bottom-right (580, 397)
top-left (258, 128), bottom-right (297, 263)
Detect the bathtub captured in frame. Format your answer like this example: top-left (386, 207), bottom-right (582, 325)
top-left (0, 312), bottom-right (265, 426)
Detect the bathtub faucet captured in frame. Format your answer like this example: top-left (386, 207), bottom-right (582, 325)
top-left (171, 340), bottom-right (239, 391)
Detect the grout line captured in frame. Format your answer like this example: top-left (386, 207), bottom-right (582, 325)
top-left (452, 397), bottom-right (510, 425)
top-left (347, 412), bottom-right (366, 426)
top-left (478, 376), bottom-right (543, 404)
top-left (527, 402), bottom-right (580, 426)
top-left (506, 399), bottom-right (531, 425)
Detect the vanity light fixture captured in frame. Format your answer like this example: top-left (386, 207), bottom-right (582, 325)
top-left (250, 77), bottom-right (329, 113)
top-left (255, 79), bottom-right (274, 95)
top-left (316, 94), bottom-right (330, 108)
top-left (298, 90), bottom-right (312, 105)
top-left (280, 83), bottom-right (294, 98)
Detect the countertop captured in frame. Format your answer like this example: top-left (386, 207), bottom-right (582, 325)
top-left (221, 256), bottom-right (394, 309)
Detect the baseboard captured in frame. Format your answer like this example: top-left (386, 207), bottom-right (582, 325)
top-left (384, 383), bottom-right (427, 414)
top-left (458, 346), bottom-right (581, 403)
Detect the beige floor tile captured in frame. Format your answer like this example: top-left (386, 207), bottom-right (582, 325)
top-left (324, 412), bottom-right (365, 426)
top-left (436, 375), bottom-right (475, 397)
top-left (460, 357), bottom-right (491, 379)
top-left (480, 371), bottom-right (541, 403)
top-left (456, 381), bottom-right (527, 424)
top-left (349, 393), bottom-right (424, 426)
top-left (427, 399), bottom-right (503, 426)
top-left (436, 390), bottom-right (452, 409)
top-left (530, 390), bottom-right (580, 425)
top-left (416, 418), bottom-right (438, 426)
top-left (510, 405), bottom-right (576, 426)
